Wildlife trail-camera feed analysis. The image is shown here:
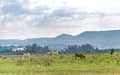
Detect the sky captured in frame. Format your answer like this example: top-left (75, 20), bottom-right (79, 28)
top-left (0, 0), bottom-right (120, 39)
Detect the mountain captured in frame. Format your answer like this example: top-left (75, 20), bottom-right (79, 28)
top-left (0, 30), bottom-right (120, 49)
top-left (0, 39), bottom-right (23, 46)
top-left (55, 33), bottom-right (74, 39)
top-left (76, 30), bottom-right (120, 48)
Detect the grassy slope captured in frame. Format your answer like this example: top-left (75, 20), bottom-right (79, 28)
top-left (0, 53), bottom-right (120, 75)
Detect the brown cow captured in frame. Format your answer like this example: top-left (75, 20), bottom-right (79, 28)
top-left (75, 52), bottom-right (85, 59)
top-left (111, 49), bottom-right (115, 55)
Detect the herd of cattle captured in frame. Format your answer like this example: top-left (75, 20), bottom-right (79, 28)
top-left (22, 49), bottom-right (115, 59)
top-left (22, 50), bottom-right (59, 58)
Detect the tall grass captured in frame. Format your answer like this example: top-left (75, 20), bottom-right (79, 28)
top-left (0, 53), bottom-right (120, 75)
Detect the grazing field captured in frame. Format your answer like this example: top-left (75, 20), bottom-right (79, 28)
top-left (0, 53), bottom-right (120, 75)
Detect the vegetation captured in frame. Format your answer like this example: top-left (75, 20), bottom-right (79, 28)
top-left (0, 44), bottom-right (51, 55)
top-left (61, 44), bottom-right (99, 54)
top-left (0, 52), bottom-right (120, 75)
top-left (0, 43), bottom-right (119, 55)
top-left (25, 43), bottom-right (50, 54)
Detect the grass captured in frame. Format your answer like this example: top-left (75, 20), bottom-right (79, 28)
top-left (0, 53), bottom-right (120, 75)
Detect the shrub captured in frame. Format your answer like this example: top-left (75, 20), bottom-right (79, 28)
top-left (16, 59), bottom-right (24, 65)
top-left (44, 60), bottom-right (52, 66)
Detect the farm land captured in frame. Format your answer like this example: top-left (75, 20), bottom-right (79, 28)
top-left (0, 53), bottom-right (120, 75)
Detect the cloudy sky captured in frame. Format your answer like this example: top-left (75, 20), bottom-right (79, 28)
top-left (0, 0), bottom-right (120, 39)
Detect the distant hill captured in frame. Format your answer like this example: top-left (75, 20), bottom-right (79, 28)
top-left (55, 33), bottom-right (74, 40)
top-left (75, 30), bottom-right (120, 48)
top-left (1, 30), bottom-right (120, 49)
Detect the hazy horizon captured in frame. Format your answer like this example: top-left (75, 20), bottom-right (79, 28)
top-left (0, 0), bottom-right (120, 39)
top-left (0, 29), bottom-right (119, 40)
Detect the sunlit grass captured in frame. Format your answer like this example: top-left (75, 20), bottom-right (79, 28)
top-left (0, 53), bottom-right (120, 75)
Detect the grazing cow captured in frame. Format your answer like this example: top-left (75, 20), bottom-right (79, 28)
top-left (46, 52), bottom-right (52, 55)
top-left (75, 52), bottom-right (85, 59)
top-left (52, 50), bottom-right (59, 56)
top-left (111, 49), bottom-right (115, 55)
top-left (22, 53), bottom-right (31, 58)
top-left (46, 50), bottom-right (59, 56)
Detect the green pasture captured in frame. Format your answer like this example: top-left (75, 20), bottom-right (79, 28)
top-left (0, 53), bottom-right (120, 75)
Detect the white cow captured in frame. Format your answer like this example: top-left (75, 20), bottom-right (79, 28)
top-left (46, 50), bottom-right (59, 56)
top-left (22, 53), bottom-right (31, 58)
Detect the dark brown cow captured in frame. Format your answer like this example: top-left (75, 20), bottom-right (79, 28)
top-left (75, 52), bottom-right (85, 59)
top-left (111, 49), bottom-right (115, 55)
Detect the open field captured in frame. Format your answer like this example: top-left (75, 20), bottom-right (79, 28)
top-left (0, 53), bottom-right (120, 75)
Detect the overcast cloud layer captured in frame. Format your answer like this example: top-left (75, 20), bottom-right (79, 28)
top-left (0, 0), bottom-right (120, 39)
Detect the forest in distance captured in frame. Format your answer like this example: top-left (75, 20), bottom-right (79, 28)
top-left (0, 43), bottom-right (118, 55)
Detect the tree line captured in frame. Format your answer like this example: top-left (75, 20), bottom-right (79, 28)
top-left (0, 43), bottom-right (114, 55)
top-left (0, 44), bottom-right (50, 55)
top-left (61, 44), bottom-right (99, 54)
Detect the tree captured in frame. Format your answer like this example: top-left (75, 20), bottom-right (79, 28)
top-left (60, 44), bottom-right (100, 54)
top-left (24, 43), bottom-right (50, 54)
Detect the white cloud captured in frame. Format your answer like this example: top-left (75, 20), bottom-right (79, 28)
top-left (0, 0), bottom-right (120, 39)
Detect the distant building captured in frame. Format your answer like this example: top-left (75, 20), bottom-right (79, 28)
top-left (12, 47), bottom-right (25, 51)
